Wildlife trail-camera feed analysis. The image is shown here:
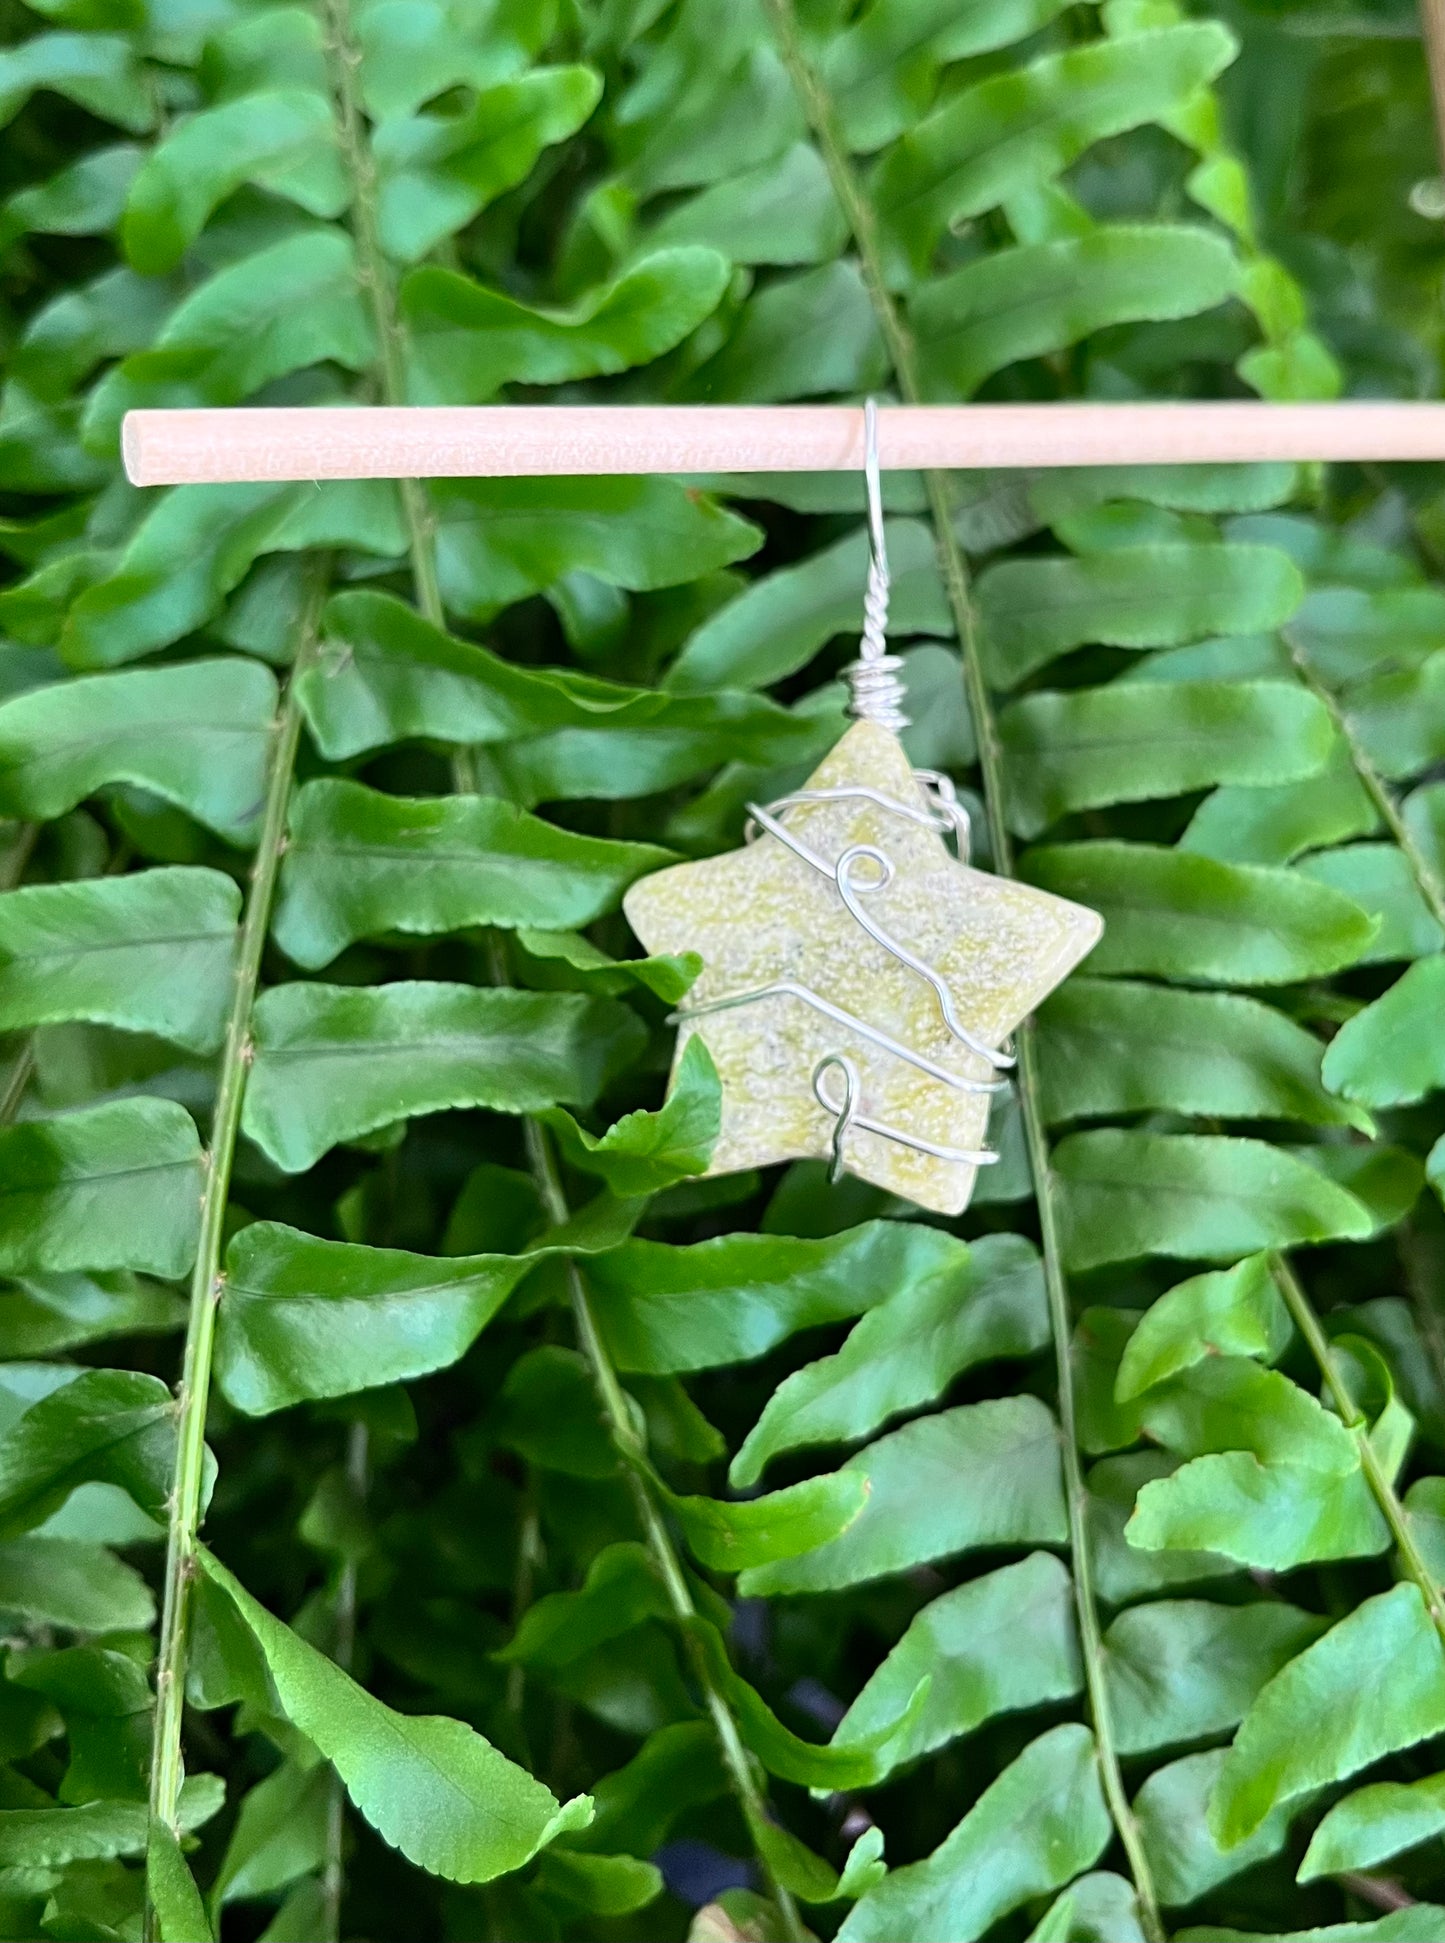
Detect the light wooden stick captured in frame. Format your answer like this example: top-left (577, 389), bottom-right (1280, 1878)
top-left (122, 401), bottom-right (1445, 485)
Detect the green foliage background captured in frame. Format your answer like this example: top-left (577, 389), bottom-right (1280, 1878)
top-left (2, 0), bottom-right (1445, 1936)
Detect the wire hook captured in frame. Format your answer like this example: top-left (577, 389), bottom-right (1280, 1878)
top-left (845, 398), bottom-right (909, 731)
top-left (863, 396), bottom-right (886, 599)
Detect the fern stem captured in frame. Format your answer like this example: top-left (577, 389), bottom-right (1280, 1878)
top-left (1286, 633), bottom-right (1445, 1410)
top-left (322, 0), bottom-right (479, 808)
top-left (506, 1478), bottom-right (544, 1726)
top-left (1270, 1253), bottom-right (1445, 1636)
top-left (0, 821), bottom-right (37, 891)
top-left (1288, 638), bottom-right (1445, 930)
top-left (321, 1420), bottom-right (370, 1942)
top-left (1419, 0), bottom-right (1445, 179)
top-left (144, 571), bottom-right (328, 1936)
top-left (515, 1089), bottom-right (807, 1940)
top-left (320, 0), bottom-right (444, 634)
top-left (763, 11), bottom-right (1164, 1932)
top-left (0, 825), bottom-right (39, 1123)
top-left (0, 1042), bottom-right (34, 1127)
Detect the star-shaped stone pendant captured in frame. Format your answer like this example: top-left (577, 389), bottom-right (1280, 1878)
top-left (623, 719), bottom-right (1103, 1216)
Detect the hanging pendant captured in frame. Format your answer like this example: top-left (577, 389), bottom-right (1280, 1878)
top-left (623, 404), bottom-right (1103, 1217)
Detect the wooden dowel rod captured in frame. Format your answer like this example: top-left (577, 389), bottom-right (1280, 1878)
top-left (121, 401), bottom-right (1445, 486)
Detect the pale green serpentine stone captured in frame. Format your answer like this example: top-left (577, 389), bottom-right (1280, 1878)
top-left (624, 720), bottom-right (1102, 1215)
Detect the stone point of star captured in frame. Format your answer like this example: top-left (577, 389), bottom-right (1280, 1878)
top-left (625, 720), bottom-right (1103, 1215)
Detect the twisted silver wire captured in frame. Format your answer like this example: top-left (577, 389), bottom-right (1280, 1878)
top-left (673, 779), bottom-right (1008, 1182)
top-left (745, 798), bottom-right (1013, 1071)
top-left (843, 398), bottom-right (909, 733)
top-left (675, 981), bottom-right (1004, 1097)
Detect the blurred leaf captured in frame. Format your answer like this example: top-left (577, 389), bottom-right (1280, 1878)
top-left (1346, 651), bottom-right (1445, 783)
top-left (401, 248), bottom-right (728, 401)
top-left (569, 1721), bottom-right (725, 1857)
top-left (537, 1848), bottom-right (663, 1914)
top-left (197, 1547), bottom-right (593, 1880)
top-left (1116, 1255), bottom-right (1291, 1400)
top-left (0, 143), bottom-right (143, 243)
top-left (1001, 680), bottom-right (1330, 837)
top-left (1103, 1599), bottom-right (1327, 1757)
top-left (14, 264), bottom-right (176, 404)
top-left (588, 1220), bottom-right (972, 1373)
top-left (0, 1099), bottom-right (203, 1277)
top-left (373, 68), bottom-right (602, 262)
top-left (514, 927), bottom-right (701, 1003)
top-left (1183, 758), bottom-right (1378, 868)
top-left (355, 0), bottom-right (559, 116)
top-left (0, 1270), bottom-right (183, 1358)
top-left (84, 230), bottom-right (373, 444)
top-left (544, 1037), bottom-right (721, 1197)
top-left (122, 90), bottom-right (348, 273)
top-left (0, 657), bottom-right (277, 842)
top-left (822, 0), bottom-right (1074, 150)
top-left (0, 32), bottom-right (153, 132)
top-left (147, 1820), bottom-right (215, 1943)
top-left (497, 1543), bottom-right (669, 1669)
top-left (667, 520), bottom-right (948, 695)
top-left (216, 1222), bottom-right (538, 1415)
top-left (679, 260), bottom-right (886, 400)
top-left (0, 1778), bottom-right (219, 1866)
top-left (1055, 1130), bottom-right (1373, 1270)
top-left (273, 778), bottom-right (671, 968)
top-left (1136, 1748), bottom-right (1291, 1908)
top-left (1029, 1873), bottom-right (1145, 1943)
top-left (731, 1230), bottom-right (1046, 1485)
top-left (1037, 980), bottom-right (1362, 1130)
top-left (670, 1470), bottom-right (868, 1571)
top-left (914, 229), bottom-right (1238, 403)
top-left (0, 1368), bottom-right (178, 1537)
top-left (1299, 1772), bottom-right (1445, 1883)
top-left (1322, 954), bottom-right (1445, 1107)
top-left (493, 1346), bottom-right (614, 1479)
top-left (0, 1535), bottom-right (153, 1630)
top-left (838, 1725), bottom-right (1109, 1943)
top-left (1024, 844), bottom-right (1376, 985)
top-left (64, 483), bottom-right (403, 668)
top-left (1298, 844), bottom-right (1445, 964)
top-left (0, 867), bottom-right (238, 1052)
top-left (980, 545), bottom-right (1302, 690)
top-left (242, 981), bottom-right (645, 1172)
top-left (740, 1396), bottom-right (1066, 1595)
top-left (432, 476), bottom-right (760, 617)
top-left (875, 26), bottom-right (1235, 273)
top-left (832, 1551), bottom-right (1081, 1770)
top-left (1211, 1584), bottom-right (1445, 1848)
top-left (696, 1618), bottom-right (923, 1788)
top-left (302, 593), bottom-right (813, 802)
top-left (644, 142), bottom-right (846, 264)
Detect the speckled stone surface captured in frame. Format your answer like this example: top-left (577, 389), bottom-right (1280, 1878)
top-left (624, 721), bottom-right (1103, 1215)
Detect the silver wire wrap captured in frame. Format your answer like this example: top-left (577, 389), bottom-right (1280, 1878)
top-left (813, 1055), bottom-right (997, 1176)
top-left (673, 399), bottom-right (1009, 1182)
top-left (743, 797), bottom-right (1012, 1072)
top-left (673, 789), bottom-right (1009, 1176)
top-left (842, 397), bottom-right (910, 733)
